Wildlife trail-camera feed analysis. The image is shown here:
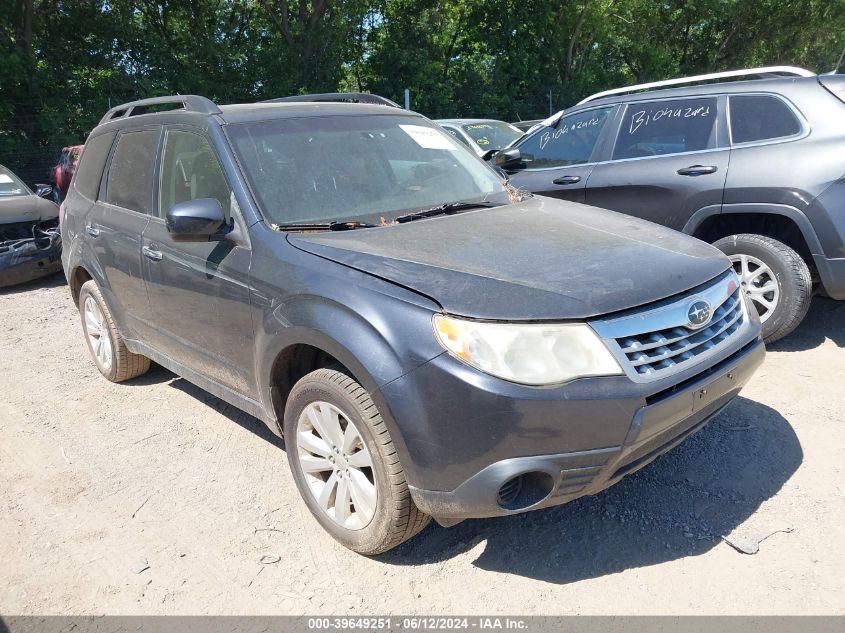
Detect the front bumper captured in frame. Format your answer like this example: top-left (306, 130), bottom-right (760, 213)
top-left (395, 337), bottom-right (764, 524)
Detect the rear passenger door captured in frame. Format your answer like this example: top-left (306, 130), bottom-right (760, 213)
top-left (585, 96), bottom-right (729, 231)
top-left (141, 126), bottom-right (256, 397)
top-left (89, 127), bottom-right (160, 340)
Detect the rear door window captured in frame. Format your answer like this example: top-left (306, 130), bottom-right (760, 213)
top-left (518, 107), bottom-right (613, 169)
top-left (104, 129), bottom-right (160, 214)
top-left (729, 94), bottom-right (802, 144)
top-left (73, 132), bottom-right (115, 200)
top-left (613, 97), bottom-right (718, 160)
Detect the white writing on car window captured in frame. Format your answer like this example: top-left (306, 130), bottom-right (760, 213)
top-left (539, 116), bottom-right (602, 150)
top-left (628, 104), bottom-right (711, 135)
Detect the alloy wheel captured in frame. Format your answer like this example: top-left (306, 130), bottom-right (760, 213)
top-left (296, 401), bottom-right (378, 530)
top-left (84, 296), bottom-right (113, 371)
top-left (730, 253), bottom-right (780, 323)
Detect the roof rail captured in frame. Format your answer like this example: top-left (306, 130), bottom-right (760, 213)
top-left (577, 66), bottom-right (816, 105)
top-left (98, 95), bottom-right (221, 126)
top-left (263, 92), bottom-right (402, 108)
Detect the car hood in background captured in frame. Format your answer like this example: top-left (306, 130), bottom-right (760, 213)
top-left (0, 194), bottom-right (59, 224)
top-left (289, 196), bottom-right (730, 320)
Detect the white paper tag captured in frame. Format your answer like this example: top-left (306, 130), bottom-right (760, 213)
top-left (399, 125), bottom-right (458, 150)
top-left (0, 174), bottom-right (13, 184)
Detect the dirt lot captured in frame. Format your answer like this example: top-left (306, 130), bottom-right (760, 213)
top-left (1, 273), bottom-right (843, 615)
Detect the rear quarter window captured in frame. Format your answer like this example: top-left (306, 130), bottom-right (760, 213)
top-left (729, 94), bottom-right (802, 144)
top-left (72, 132), bottom-right (115, 200)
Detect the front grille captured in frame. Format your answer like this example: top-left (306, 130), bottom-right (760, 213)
top-left (619, 287), bottom-right (744, 377)
top-left (591, 271), bottom-right (749, 382)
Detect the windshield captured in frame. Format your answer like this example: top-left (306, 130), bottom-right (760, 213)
top-left (0, 171), bottom-right (29, 197)
top-left (227, 114), bottom-right (508, 225)
top-left (461, 121), bottom-right (523, 150)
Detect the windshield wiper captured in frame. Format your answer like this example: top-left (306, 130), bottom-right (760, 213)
top-left (394, 201), bottom-right (497, 224)
top-left (272, 221), bottom-right (377, 232)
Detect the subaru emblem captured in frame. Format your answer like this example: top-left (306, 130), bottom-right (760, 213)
top-left (687, 300), bottom-right (712, 329)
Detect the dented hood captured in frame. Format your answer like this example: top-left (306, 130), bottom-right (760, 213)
top-left (289, 196), bottom-right (731, 320)
top-left (0, 194), bottom-right (58, 224)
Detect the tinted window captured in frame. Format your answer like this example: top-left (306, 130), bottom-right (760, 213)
top-left (518, 107), bottom-right (612, 169)
top-left (73, 132), bottom-right (115, 200)
top-left (159, 130), bottom-right (231, 220)
top-left (730, 95), bottom-right (802, 144)
top-left (613, 98), bottom-right (717, 160)
top-left (104, 129), bottom-right (160, 213)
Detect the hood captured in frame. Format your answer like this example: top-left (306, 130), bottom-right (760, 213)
top-left (0, 194), bottom-right (59, 224)
top-left (289, 196), bottom-right (730, 320)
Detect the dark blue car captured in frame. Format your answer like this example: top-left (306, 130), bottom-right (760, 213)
top-left (62, 94), bottom-right (764, 554)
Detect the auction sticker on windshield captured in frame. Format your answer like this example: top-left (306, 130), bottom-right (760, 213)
top-left (399, 125), bottom-right (459, 150)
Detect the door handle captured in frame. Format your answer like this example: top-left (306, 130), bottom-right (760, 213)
top-left (677, 165), bottom-right (718, 176)
top-left (552, 175), bottom-right (581, 185)
top-left (85, 224), bottom-right (100, 237)
top-left (142, 246), bottom-right (162, 262)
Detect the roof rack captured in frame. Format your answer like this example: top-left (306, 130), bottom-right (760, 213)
top-left (263, 92), bottom-right (402, 108)
top-left (577, 66), bottom-right (816, 105)
top-left (98, 95), bottom-right (221, 125)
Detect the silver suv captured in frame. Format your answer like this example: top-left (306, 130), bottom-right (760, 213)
top-left (494, 66), bottom-right (845, 342)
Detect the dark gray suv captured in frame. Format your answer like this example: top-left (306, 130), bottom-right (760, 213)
top-left (62, 94), bottom-right (764, 554)
top-left (495, 66), bottom-right (845, 342)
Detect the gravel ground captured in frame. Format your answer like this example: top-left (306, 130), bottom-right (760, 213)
top-left (1, 272), bottom-right (843, 615)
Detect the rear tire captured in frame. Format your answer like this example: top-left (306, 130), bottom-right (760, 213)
top-left (78, 280), bottom-right (151, 382)
top-left (713, 234), bottom-right (812, 343)
top-left (284, 367), bottom-right (430, 555)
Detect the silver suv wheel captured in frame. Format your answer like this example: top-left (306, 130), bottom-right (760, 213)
top-left (296, 400), bottom-right (377, 530)
top-left (729, 253), bottom-right (780, 323)
top-left (84, 295), bottom-right (113, 371)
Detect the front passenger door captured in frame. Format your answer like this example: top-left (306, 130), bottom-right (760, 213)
top-left (141, 127), bottom-right (256, 397)
top-left (507, 106), bottom-right (616, 203)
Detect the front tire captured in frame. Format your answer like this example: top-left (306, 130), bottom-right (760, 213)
top-left (78, 280), bottom-right (151, 382)
top-left (713, 234), bottom-right (812, 343)
top-left (284, 368), bottom-right (430, 555)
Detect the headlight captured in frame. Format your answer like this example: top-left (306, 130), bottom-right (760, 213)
top-left (433, 314), bottom-right (623, 385)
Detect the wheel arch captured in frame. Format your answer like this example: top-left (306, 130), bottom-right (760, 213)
top-left (68, 265), bottom-right (94, 305)
top-left (686, 203), bottom-right (823, 267)
top-left (256, 297), bottom-right (439, 487)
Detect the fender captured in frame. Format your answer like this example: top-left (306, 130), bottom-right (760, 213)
top-left (682, 202), bottom-right (825, 256)
top-left (254, 291), bottom-right (444, 486)
top-left (681, 204), bottom-right (721, 236)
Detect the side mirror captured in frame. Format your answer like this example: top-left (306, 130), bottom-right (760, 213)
top-left (166, 198), bottom-right (227, 241)
top-left (34, 184), bottom-right (53, 198)
top-left (490, 148), bottom-right (523, 169)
